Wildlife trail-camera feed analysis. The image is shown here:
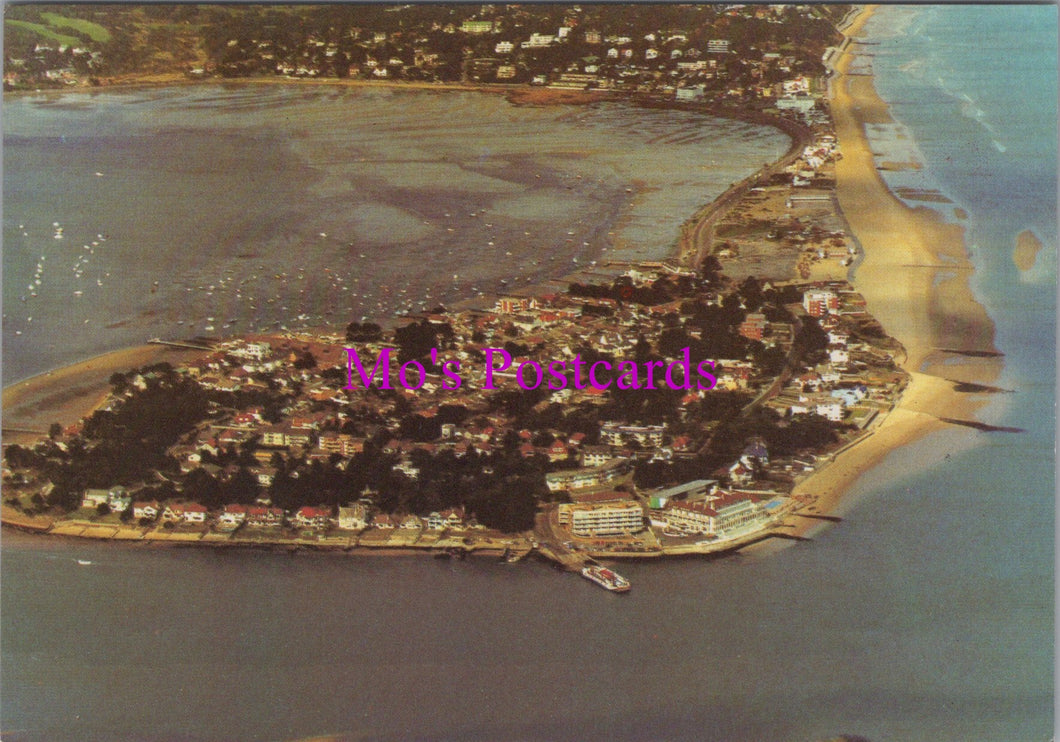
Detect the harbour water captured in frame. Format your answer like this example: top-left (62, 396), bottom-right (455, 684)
top-left (1, 7), bottom-right (1055, 741)
top-left (2, 85), bottom-right (787, 384)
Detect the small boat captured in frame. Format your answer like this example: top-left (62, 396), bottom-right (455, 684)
top-left (581, 564), bottom-right (630, 592)
top-left (76, 559), bottom-right (92, 566)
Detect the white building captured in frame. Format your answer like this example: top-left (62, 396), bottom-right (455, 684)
top-left (662, 500), bottom-right (716, 534)
top-left (338, 504), bottom-right (369, 530)
top-left (521, 33), bottom-right (556, 49)
top-left (545, 458), bottom-right (630, 492)
top-left (559, 500), bottom-right (644, 537)
top-left (814, 399), bottom-right (845, 422)
top-left (601, 422), bottom-right (665, 447)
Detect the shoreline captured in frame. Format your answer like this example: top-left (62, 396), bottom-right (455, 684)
top-left (2, 344), bottom-right (211, 445)
top-left (783, 4), bottom-right (1003, 537)
top-left (3, 6), bottom-right (1004, 558)
top-left (2, 73), bottom-right (617, 106)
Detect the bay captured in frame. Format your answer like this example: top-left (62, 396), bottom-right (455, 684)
top-left (2, 84), bottom-right (787, 383)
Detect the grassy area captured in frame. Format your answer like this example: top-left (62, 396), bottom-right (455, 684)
top-left (40, 12), bottom-right (112, 43)
top-left (6, 20), bottom-right (81, 47)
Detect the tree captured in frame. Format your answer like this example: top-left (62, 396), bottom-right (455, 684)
top-left (700, 255), bottom-right (723, 284)
top-left (183, 468), bottom-right (221, 508)
top-left (109, 372), bottom-right (128, 393)
top-left (293, 351), bottom-right (317, 369)
top-left (795, 316), bottom-right (829, 355)
top-left (738, 276), bottom-right (763, 312)
top-left (346, 321), bottom-right (382, 342)
top-left (48, 422), bottom-right (63, 440)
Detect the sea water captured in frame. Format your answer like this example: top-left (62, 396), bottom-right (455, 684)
top-left (1, 7), bottom-right (1055, 741)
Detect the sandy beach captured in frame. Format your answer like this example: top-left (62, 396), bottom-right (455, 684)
top-left (786, 5), bottom-right (1004, 534)
top-left (2, 344), bottom-right (209, 445)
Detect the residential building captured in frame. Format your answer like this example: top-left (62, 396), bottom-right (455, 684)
top-left (246, 506), bottom-right (285, 528)
top-left (132, 501), bottom-right (159, 520)
top-left (580, 445), bottom-right (615, 468)
top-left (803, 289), bottom-right (839, 317)
top-left (294, 506), bottom-right (331, 530)
top-left (545, 458), bottom-right (631, 492)
top-left (601, 422), bottom-right (665, 447)
top-left (712, 491), bottom-right (766, 532)
top-left (738, 313), bottom-right (768, 341)
top-left (260, 424), bottom-right (288, 448)
top-left (218, 504), bottom-right (247, 529)
top-left (646, 479), bottom-right (717, 509)
top-left (182, 503), bottom-right (209, 523)
top-left (372, 513), bottom-right (396, 529)
top-left (662, 499), bottom-right (717, 534)
top-left (338, 503), bottom-right (369, 530)
top-left (82, 486), bottom-right (130, 513)
top-left (558, 500), bottom-right (645, 537)
top-left (521, 33), bottom-right (556, 48)
top-left (461, 20), bottom-right (494, 34)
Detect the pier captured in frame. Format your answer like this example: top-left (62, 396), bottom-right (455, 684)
top-left (794, 512), bottom-right (843, 523)
top-left (769, 532), bottom-right (813, 542)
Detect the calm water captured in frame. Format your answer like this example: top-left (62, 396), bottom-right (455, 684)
top-left (2, 7), bottom-right (1055, 741)
top-left (2, 85), bottom-right (786, 383)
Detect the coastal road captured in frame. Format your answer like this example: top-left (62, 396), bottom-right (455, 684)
top-left (679, 109), bottom-right (814, 270)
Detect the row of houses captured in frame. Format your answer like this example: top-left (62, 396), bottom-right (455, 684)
top-left (92, 495), bottom-right (468, 534)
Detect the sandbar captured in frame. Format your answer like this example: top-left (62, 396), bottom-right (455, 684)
top-left (1013, 228), bottom-right (1044, 272)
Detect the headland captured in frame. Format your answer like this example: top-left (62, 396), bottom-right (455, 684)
top-left (2, 5), bottom-right (1006, 585)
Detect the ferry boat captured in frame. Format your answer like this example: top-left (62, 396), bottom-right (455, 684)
top-left (581, 564), bottom-right (631, 592)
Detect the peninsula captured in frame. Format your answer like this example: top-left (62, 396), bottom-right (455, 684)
top-left (3, 5), bottom-right (1004, 585)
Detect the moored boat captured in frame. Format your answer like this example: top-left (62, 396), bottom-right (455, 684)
top-left (581, 564), bottom-right (630, 592)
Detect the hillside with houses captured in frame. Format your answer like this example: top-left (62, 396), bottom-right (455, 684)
top-left (6, 2), bottom-right (847, 120)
